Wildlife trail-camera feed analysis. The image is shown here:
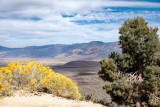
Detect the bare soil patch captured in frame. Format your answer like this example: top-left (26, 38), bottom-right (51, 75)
top-left (0, 91), bottom-right (104, 107)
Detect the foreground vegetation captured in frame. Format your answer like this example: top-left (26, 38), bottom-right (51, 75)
top-left (99, 17), bottom-right (160, 107)
top-left (0, 61), bottom-right (82, 100)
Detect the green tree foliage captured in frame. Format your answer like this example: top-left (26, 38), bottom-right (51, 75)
top-left (98, 17), bottom-right (160, 107)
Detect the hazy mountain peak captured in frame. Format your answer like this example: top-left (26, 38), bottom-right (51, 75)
top-left (0, 41), bottom-right (121, 60)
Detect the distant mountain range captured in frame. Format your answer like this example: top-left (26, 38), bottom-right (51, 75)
top-left (0, 41), bottom-right (121, 61)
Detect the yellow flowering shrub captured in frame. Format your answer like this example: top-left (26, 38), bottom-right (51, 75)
top-left (0, 61), bottom-right (82, 100)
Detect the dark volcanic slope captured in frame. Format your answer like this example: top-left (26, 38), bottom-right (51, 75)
top-left (54, 60), bottom-right (100, 68)
top-left (0, 41), bottom-right (121, 60)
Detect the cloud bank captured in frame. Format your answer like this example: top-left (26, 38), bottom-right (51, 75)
top-left (0, 0), bottom-right (160, 47)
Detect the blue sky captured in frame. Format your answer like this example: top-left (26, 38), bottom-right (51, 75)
top-left (0, 0), bottom-right (160, 48)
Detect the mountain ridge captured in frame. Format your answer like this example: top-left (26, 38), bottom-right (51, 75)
top-left (53, 60), bottom-right (100, 68)
top-left (0, 41), bottom-right (121, 61)
top-left (0, 41), bottom-right (115, 49)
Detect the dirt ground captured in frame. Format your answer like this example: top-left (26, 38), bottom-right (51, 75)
top-left (0, 91), bottom-right (104, 107)
top-left (53, 67), bottom-right (111, 102)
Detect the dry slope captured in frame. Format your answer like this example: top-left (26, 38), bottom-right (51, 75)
top-left (0, 91), bottom-right (105, 107)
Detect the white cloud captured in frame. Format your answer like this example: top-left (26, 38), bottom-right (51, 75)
top-left (0, 0), bottom-right (160, 17)
top-left (0, 0), bottom-right (160, 47)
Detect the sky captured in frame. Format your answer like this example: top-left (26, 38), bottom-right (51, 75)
top-left (0, 0), bottom-right (160, 48)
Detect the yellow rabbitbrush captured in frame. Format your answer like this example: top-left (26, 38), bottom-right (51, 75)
top-left (0, 61), bottom-right (82, 100)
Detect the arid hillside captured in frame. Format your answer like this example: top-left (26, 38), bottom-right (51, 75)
top-left (0, 41), bottom-right (120, 61)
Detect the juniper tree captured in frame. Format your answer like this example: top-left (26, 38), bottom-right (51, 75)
top-left (98, 17), bottom-right (160, 107)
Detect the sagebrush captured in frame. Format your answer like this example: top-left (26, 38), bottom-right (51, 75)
top-left (0, 61), bottom-right (82, 100)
